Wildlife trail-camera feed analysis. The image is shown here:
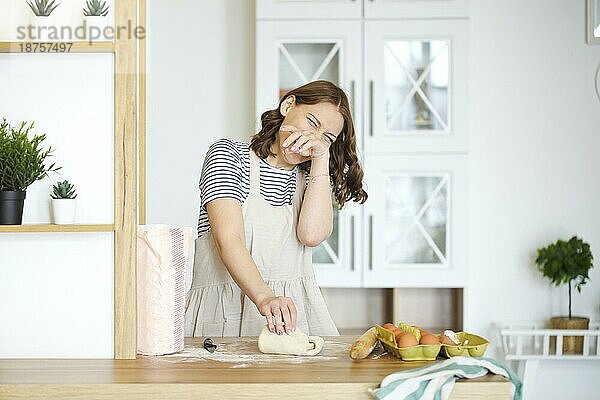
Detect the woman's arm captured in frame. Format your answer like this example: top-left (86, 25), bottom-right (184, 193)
top-left (206, 198), bottom-right (297, 334)
top-left (296, 153), bottom-right (333, 247)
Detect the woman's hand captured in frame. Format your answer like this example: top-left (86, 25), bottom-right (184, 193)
top-left (280, 125), bottom-right (331, 160)
top-left (257, 295), bottom-right (297, 335)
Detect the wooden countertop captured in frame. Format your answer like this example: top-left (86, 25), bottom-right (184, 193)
top-left (0, 336), bottom-right (512, 400)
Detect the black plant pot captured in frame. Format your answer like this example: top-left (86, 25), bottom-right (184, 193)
top-left (0, 190), bottom-right (27, 225)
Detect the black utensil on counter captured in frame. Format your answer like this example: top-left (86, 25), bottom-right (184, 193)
top-left (203, 337), bottom-right (217, 353)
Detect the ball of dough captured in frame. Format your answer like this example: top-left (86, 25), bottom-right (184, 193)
top-left (258, 326), bottom-right (324, 356)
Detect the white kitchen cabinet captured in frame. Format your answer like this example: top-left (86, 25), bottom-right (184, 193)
top-left (362, 154), bottom-right (468, 287)
top-left (256, 0), bottom-right (363, 20)
top-left (256, 20), bottom-right (363, 287)
top-left (364, 0), bottom-right (470, 19)
top-left (256, 0), bottom-right (468, 20)
top-left (255, 4), bottom-right (470, 293)
top-left (364, 19), bottom-right (469, 153)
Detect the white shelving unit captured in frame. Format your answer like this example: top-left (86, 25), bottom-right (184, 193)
top-left (500, 321), bottom-right (600, 400)
top-left (0, 0), bottom-right (138, 359)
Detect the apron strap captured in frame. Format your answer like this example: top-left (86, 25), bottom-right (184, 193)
top-left (248, 148), bottom-right (261, 196)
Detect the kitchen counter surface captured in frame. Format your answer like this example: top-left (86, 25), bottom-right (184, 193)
top-left (0, 336), bottom-right (512, 399)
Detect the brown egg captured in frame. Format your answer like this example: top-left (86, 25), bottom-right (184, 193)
top-left (440, 331), bottom-right (460, 345)
top-left (382, 323), bottom-right (396, 332)
top-left (393, 329), bottom-right (403, 344)
top-left (419, 334), bottom-right (439, 345)
top-left (397, 332), bottom-right (419, 348)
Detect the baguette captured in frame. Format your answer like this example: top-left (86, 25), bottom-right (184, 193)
top-left (349, 326), bottom-right (378, 360)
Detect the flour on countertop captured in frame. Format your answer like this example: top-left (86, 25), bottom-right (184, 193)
top-left (139, 340), bottom-right (350, 365)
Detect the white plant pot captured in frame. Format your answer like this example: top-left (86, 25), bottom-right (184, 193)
top-left (52, 198), bottom-right (77, 225)
top-left (30, 15), bottom-right (56, 41)
top-left (84, 16), bottom-right (109, 40)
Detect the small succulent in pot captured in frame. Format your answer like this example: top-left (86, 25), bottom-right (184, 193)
top-left (51, 180), bottom-right (77, 199)
top-left (27, 0), bottom-right (61, 41)
top-left (27, 0), bottom-right (61, 16)
top-left (50, 180), bottom-right (77, 224)
top-left (83, 0), bottom-right (109, 17)
top-left (82, 0), bottom-right (109, 40)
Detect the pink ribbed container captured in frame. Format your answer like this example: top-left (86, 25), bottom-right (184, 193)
top-left (136, 224), bottom-right (193, 356)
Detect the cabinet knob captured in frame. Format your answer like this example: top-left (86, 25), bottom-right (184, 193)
top-left (350, 80), bottom-right (356, 118)
top-left (369, 80), bottom-right (374, 137)
top-left (350, 214), bottom-right (355, 271)
top-left (368, 214), bottom-right (373, 270)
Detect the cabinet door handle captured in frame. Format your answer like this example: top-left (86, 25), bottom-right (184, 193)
top-left (368, 214), bottom-right (373, 270)
top-left (350, 214), bottom-right (355, 271)
top-left (350, 80), bottom-right (356, 119)
top-left (369, 80), bottom-right (374, 137)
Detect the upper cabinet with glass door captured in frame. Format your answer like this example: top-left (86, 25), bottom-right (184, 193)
top-left (256, 20), bottom-right (363, 287)
top-left (256, 21), bottom-right (362, 137)
top-left (364, 19), bottom-right (469, 153)
top-left (364, 0), bottom-right (469, 19)
top-left (256, 0), bottom-right (362, 20)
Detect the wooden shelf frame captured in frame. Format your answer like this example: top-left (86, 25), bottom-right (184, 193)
top-left (0, 224), bottom-right (114, 233)
top-left (0, 41), bottom-right (115, 53)
top-left (0, 2), bottom-right (138, 360)
top-left (114, 0), bottom-right (138, 360)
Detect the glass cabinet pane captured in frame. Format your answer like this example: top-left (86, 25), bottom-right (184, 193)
top-left (384, 175), bottom-right (448, 264)
top-left (384, 40), bottom-right (449, 132)
top-left (278, 42), bottom-right (340, 98)
top-left (277, 42), bottom-right (342, 267)
top-left (312, 209), bottom-right (339, 264)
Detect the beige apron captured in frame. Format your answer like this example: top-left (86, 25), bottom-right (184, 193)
top-left (184, 147), bottom-right (339, 337)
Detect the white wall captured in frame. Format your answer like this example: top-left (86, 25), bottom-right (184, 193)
top-left (0, 51), bottom-right (115, 358)
top-left (0, 234), bottom-right (114, 358)
top-left (146, 0), bottom-right (255, 230)
top-left (467, 1), bottom-right (600, 398)
top-left (146, 1), bottom-right (600, 398)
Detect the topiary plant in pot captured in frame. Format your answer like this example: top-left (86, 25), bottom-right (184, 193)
top-left (0, 118), bottom-right (61, 225)
top-left (535, 235), bottom-right (594, 353)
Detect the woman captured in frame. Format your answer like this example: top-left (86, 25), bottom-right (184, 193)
top-left (184, 80), bottom-right (368, 338)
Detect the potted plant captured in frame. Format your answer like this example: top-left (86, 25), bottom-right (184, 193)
top-left (50, 180), bottom-right (77, 224)
top-left (83, 0), bottom-right (109, 40)
top-left (26, 0), bottom-right (61, 41)
top-left (535, 235), bottom-right (594, 353)
top-left (0, 118), bottom-right (61, 225)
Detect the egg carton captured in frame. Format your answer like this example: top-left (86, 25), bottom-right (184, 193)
top-left (375, 325), bottom-right (441, 361)
top-left (440, 332), bottom-right (489, 357)
top-left (375, 325), bottom-right (489, 361)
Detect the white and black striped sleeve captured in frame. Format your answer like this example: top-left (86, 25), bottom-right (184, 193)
top-left (199, 138), bottom-right (244, 211)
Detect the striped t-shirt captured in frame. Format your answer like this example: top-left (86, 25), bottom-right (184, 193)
top-left (197, 138), bottom-right (308, 238)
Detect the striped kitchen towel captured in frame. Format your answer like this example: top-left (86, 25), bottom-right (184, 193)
top-left (369, 356), bottom-right (522, 400)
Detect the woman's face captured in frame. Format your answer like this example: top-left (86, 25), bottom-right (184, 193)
top-left (278, 96), bottom-right (344, 165)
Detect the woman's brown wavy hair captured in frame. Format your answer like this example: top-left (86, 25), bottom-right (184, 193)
top-left (250, 80), bottom-right (367, 209)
